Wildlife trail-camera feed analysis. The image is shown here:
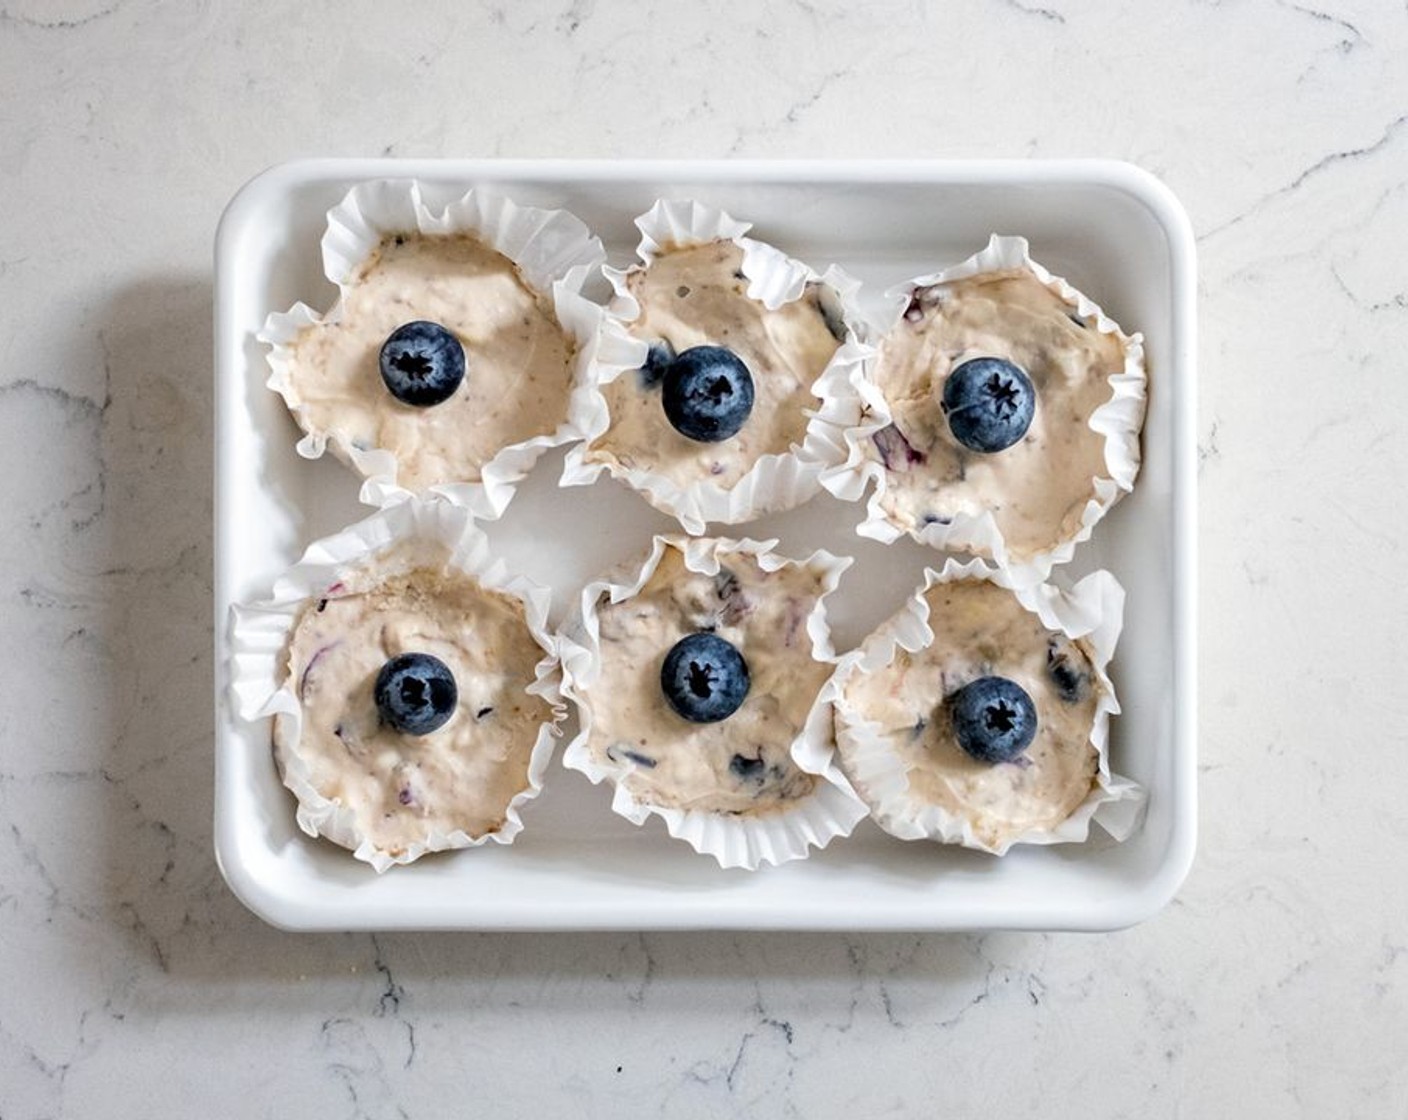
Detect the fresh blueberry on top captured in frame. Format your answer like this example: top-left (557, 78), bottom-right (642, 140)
top-left (941, 357), bottom-right (1035, 453)
top-left (660, 632), bottom-right (750, 723)
top-left (374, 652), bottom-right (458, 736)
top-left (379, 321), bottom-right (466, 407)
top-left (948, 675), bottom-right (1037, 764)
top-left (661, 345), bottom-right (755, 443)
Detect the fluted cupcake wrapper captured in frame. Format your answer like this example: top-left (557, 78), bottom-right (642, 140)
top-left (820, 234), bottom-right (1148, 587)
top-left (227, 499), bottom-right (565, 873)
top-left (557, 535), bottom-right (868, 870)
top-left (825, 558), bottom-right (1145, 855)
top-left (259, 179), bottom-right (608, 519)
top-left (560, 198), bottom-right (874, 534)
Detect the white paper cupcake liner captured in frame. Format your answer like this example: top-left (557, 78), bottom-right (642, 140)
top-left (820, 234), bottom-right (1148, 586)
top-left (560, 199), bottom-right (874, 535)
top-left (825, 558), bottom-right (1145, 855)
top-left (557, 535), bottom-right (869, 869)
top-left (227, 499), bottom-right (565, 872)
top-left (258, 179), bottom-right (609, 519)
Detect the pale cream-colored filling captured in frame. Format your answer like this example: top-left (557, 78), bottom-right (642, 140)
top-left (840, 579), bottom-right (1101, 848)
top-left (586, 241), bottom-right (840, 490)
top-left (280, 554), bottom-right (553, 856)
top-left (582, 546), bottom-right (830, 815)
top-left (872, 270), bottom-right (1128, 559)
top-left (284, 233), bottom-right (575, 491)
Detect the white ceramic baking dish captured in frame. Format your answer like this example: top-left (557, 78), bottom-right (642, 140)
top-left (213, 158), bottom-right (1196, 931)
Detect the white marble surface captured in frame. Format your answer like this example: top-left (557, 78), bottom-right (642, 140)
top-left (2, 0), bottom-right (1406, 1115)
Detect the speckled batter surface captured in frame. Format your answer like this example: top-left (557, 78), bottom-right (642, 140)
top-left (871, 269), bottom-right (1130, 558)
top-left (587, 241), bottom-right (841, 489)
top-left (581, 545), bottom-right (833, 815)
top-left (279, 551), bottom-right (554, 856)
top-left (283, 232), bottom-right (575, 491)
top-left (840, 578), bottom-right (1101, 848)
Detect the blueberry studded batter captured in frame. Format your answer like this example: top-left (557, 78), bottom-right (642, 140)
top-left (871, 268), bottom-right (1131, 559)
top-left (280, 548), bottom-right (555, 857)
top-left (839, 577), bottom-right (1103, 848)
top-left (281, 232), bottom-right (576, 491)
top-left (586, 241), bottom-right (840, 491)
top-left (581, 544), bottom-right (831, 816)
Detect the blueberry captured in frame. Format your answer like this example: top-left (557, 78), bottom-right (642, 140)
top-left (872, 424), bottom-right (926, 470)
top-left (941, 357), bottom-right (1036, 453)
top-left (660, 633), bottom-right (750, 723)
top-left (378, 321), bottom-right (465, 407)
top-left (948, 676), bottom-right (1037, 764)
top-left (1047, 640), bottom-right (1088, 703)
top-left (638, 340), bottom-right (676, 389)
top-left (607, 744), bottom-right (659, 769)
top-left (729, 752), bottom-right (767, 780)
top-left (713, 566), bottom-right (740, 602)
top-left (661, 345), bottom-right (755, 443)
top-left (374, 652), bottom-right (458, 736)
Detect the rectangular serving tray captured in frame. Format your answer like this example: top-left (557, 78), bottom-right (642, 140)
top-left (214, 158), bottom-right (1197, 931)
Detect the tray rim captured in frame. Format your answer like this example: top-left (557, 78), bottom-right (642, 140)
top-left (213, 157), bottom-right (1197, 933)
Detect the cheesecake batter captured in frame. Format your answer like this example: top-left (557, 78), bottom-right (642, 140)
top-left (840, 577), bottom-right (1101, 848)
top-left (587, 241), bottom-right (841, 490)
top-left (279, 553), bottom-right (554, 857)
top-left (283, 232), bottom-right (576, 491)
top-left (871, 269), bottom-right (1131, 559)
top-left (582, 545), bottom-right (831, 815)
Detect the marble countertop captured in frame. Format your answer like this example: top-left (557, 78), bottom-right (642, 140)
top-left (3, 0), bottom-right (1405, 1115)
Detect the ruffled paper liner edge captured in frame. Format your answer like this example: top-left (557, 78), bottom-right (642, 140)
top-left (559, 198), bottom-right (874, 534)
top-left (226, 499), bottom-right (566, 873)
top-left (819, 234), bottom-right (1148, 586)
top-left (556, 534), bottom-right (869, 869)
top-left (257, 179), bottom-right (609, 520)
top-left (825, 557), bottom-right (1146, 855)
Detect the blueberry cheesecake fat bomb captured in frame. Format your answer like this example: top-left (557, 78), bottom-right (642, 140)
top-left (587, 240), bottom-right (844, 492)
top-left (837, 576), bottom-right (1105, 851)
top-left (278, 230), bottom-right (576, 493)
top-left (868, 245), bottom-right (1144, 564)
top-left (279, 548), bottom-right (555, 859)
top-left (576, 544), bottom-right (834, 816)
